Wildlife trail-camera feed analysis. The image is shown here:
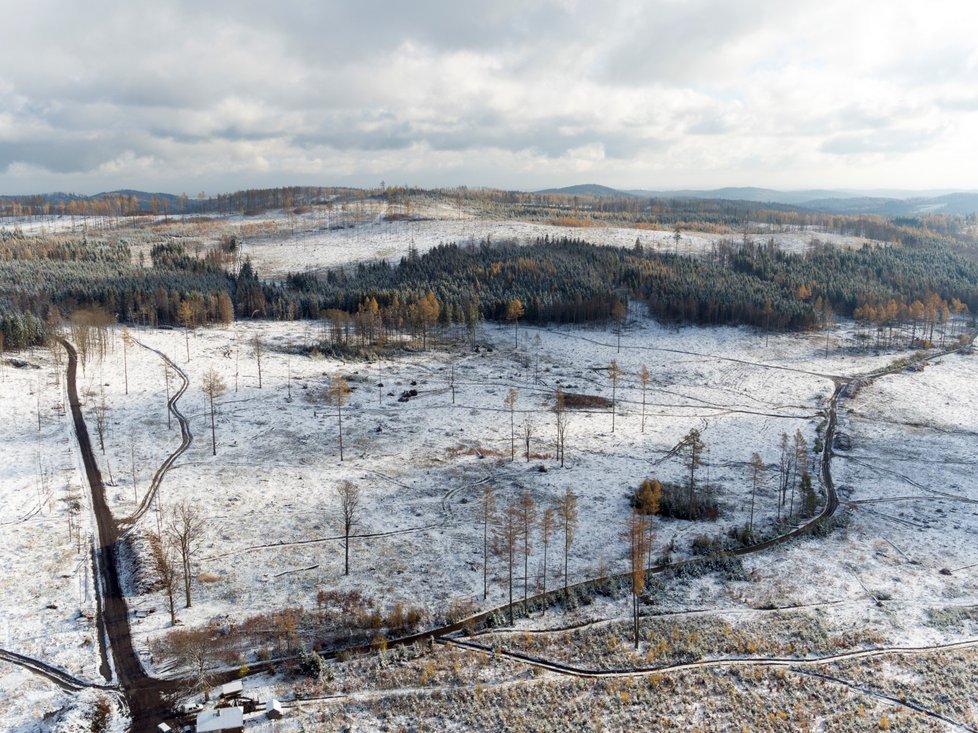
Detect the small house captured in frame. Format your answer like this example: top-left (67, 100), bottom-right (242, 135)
top-left (157, 724), bottom-right (172, 733)
top-left (196, 707), bottom-right (243, 733)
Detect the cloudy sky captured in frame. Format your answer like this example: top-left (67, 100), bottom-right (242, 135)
top-left (1, 0), bottom-right (977, 195)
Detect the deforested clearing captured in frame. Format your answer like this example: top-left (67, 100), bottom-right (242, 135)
top-left (3, 200), bottom-right (978, 732)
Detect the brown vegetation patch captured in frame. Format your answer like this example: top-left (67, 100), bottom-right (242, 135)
top-left (562, 393), bottom-right (612, 409)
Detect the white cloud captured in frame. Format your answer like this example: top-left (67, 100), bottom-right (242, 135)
top-left (0, 0), bottom-right (976, 193)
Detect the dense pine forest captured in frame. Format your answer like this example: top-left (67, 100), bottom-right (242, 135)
top-left (3, 216), bottom-right (978, 350)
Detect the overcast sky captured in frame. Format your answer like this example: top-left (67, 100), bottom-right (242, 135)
top-left (1, 0), bottom-right (977, 195)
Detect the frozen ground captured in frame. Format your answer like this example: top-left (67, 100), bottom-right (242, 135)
top-left (4, 314), bottom-right (978, 731)
top-left (0, 199), bottom-right (879, 281)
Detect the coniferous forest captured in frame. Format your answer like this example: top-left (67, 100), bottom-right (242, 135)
top-left (2, 190), bottom-right (978, 350)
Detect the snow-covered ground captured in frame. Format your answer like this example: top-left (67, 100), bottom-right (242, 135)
top-left (5, 313), bottom-right (978, 731)
top-left (0, 199), bottom-right (879, 281)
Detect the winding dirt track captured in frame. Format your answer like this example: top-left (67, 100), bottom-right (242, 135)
top-left (0, 647), bottom-right (116, 692)
top-left (120, 339), bottom-right (193, 529)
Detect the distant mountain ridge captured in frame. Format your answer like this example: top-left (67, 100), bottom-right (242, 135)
top-left (536, 183), bottom-right (978, 216)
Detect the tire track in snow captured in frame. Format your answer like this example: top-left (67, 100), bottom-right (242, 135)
top-left (118, 340), bottom-right (193, 532)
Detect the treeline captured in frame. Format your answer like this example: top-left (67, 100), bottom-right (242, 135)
top-left (5, 232), bottom-right (978, 351)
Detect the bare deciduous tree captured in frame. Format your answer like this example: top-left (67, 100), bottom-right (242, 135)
top-left (522, 418), bottom-right (534, 462)
top-left (178, 300), bottom-right (194, 362)
top-left (493, 499), bottom-right (521, 625)
top-left (251, 334), bottom-right (265, 389)
top-left (336, 480), bottom-right (360, 575)
top-left (639, 364), bottom-right (650, 434)
top-left (539, 507), bottom-right (554, 603)
top-left (94, 386), bottom-right (108, 453)
top-left (121, 326), bottom-right (131, 395)
top-left (518, 491), bottom-right (536, 606)
top-left (167, 500), bottom-right (206, 608)
top-left (608, 359), bottom-right (622, 432)
top-left (201, 367), bottom-right (227, 456)
top-left (750, 452), bottom-right (764, 536)
top-left (554, 388), bottom-right (569, 467)
top-left (556, 486), bottom-right (578, 600)
top-left (504, 388), bottom-right (517, 462)
top-left (481, 484), bottom-right (496, 600)
top-left (148, 531), bottom-right (178, 625)
top-left (328, 375), bottom-right (351, 461)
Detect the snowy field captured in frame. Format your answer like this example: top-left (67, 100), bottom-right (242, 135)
top-left (0, 198), bottom-right (879, 281)
top-left (5, 313), bottom-right (978, 730)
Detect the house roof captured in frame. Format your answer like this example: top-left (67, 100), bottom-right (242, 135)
top-left (196, 707), bottom-right (243, 732)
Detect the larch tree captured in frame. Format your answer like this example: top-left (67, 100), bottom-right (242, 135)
top-left (682, 428), bottom-right (705, 517)
top-left (639, 364), bottom-right (650, 434)
top-left (608, 359), bottom-right (622, 433)
top-left (178, 300), bottom-right (194, 362)
top-left (121, 326), bottom-right (131, 395)
top-left (554, 388), bottom-right (569, 468)
top-left (539, 507), bottom-right (554, 604)
top-left (749, 452), bottom-right (764, 537)
top-left (635, 478), bottom-right (661, 569)
top-left (336, 480), bottom-right (361, 575)
top-left (627, 509), bottom-right (650, 649)
top-left (251, 334), bottom-right (265, 389)
top-left (417, 291), bottom-right (441, 349)
top-left (493, 499), bottom-right (521, 625)
top-left (201, 367), bottom-right (227, 456)
top-left (505, 297), bottom-right (525, 349)
top-left (791, 430), bottom-right (808, 521)
top-left (481, 484), bottom-right (496, 600)
top-left (556, 486), bottom-right (578, 600)
top-left (163, 362), bottom-right (172, 430)
top-left (167, 500), bottom-right (206, 608)
top-left (327, 375), bottom-right (351, 461)
top-left (522, 417), bottom-right (534, 462)
top-left (778, 432), bottom-right (791, 521)
top-left (504, 388), bottom-right (517, 462)
top-left (94, 386), bottom-right (109, 454)
top-left (518, 491), bottom-right (537, 605)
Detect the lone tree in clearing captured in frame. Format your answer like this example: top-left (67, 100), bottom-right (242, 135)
top-left (556, 486), bottom-right (578, 600)
top-left (505, 297), bottom-right (525, 349)
top-left (327, 375), bottom-right (351, 461)
top-left (201, 367), bottom-right (226, 456)
top-left (167, 500), bottom-right (206, 608)
top-left (178, 300), bottom-right (194, 362)
top-left (94, 386), bottom-right (109, 454)
top-left (639, 364), bottom-right (650, 434)
top-left (682, 428), bottom-right (705, 516)
top-left (250, 334), bottom-right (265, 389)
top-left (504, 388), bottom-right (518, 461)
top-left (336, 480), bottom-right (361, 575)
top-left (608, 359), bottom-right (622, 432)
